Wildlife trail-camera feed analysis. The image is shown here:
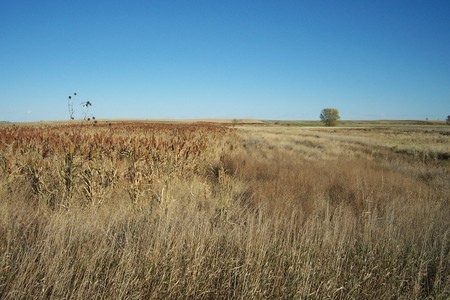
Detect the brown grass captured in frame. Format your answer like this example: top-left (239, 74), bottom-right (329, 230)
top-left (0, 122), bottom-right (449, 299)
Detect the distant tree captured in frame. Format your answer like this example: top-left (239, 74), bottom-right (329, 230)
top-left (446, 115), bottom-right (450, 125)
top-left (320, 108), bottom-right (340, 126)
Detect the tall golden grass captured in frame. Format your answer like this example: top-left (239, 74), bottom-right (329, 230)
top-left (0, 122), bottom-right (449, 299)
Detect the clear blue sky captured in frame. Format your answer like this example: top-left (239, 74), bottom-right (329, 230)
top-left (1, 0), bottom-right (449, 121)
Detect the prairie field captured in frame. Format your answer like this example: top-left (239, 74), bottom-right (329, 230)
top-left (0, 121), bottom-right (449, 299)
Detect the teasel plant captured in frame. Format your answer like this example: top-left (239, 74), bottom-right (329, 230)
top-left (67, 92), bottom-right (95, 121)
top-left (67, 92), bottom-right (76, 120)
top-left (81, 100), bottom-right (92, 121)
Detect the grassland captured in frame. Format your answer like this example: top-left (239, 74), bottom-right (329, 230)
top-left (0, 121), bottom-right (449, 299)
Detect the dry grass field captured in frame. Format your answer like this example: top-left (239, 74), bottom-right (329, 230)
top-left (0, 121), bottom-right (449, 299)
